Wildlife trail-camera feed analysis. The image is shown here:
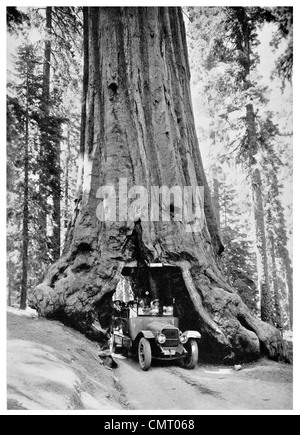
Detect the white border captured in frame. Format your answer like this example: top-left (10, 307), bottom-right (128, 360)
top-left (2, 0), bottom-right (299, 416)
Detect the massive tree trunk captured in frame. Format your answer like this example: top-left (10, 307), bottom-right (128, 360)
top-left (29, 7), bottom-right (284, 362)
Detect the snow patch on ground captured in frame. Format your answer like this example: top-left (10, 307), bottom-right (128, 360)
top-left (7, 306), bottom-right (38, 318)
top-left (205, 369), bottom-right (232, 375)
top-left (7, 311), bottom-right (124, 411)
top-left (8, 339), bottom-right (79, 410)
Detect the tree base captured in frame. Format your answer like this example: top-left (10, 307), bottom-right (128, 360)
top-left (29, 253), bottom-right (285, 363)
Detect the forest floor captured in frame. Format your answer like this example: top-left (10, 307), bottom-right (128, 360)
top-left (7, 308), bottom-right (293, 412)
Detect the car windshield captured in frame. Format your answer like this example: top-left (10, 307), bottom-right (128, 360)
top-left (136, 299), bottom-right (174, 317)
top-left (111, 300), bottom-right (175, 319)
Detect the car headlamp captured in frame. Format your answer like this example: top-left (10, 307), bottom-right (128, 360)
top-left (157, 333), bottom-right (167, 345)
top-left (180, 334), bottom-right (188, 344)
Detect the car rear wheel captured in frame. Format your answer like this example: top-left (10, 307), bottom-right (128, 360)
top-left (181, 339), bottom-right (198, 370)
top-left (138, 338), bottom-right (152, 371)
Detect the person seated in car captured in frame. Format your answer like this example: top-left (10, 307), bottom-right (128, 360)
top-left (128, 300), bottom-right (138, 318)
top-left (145, 299), bottom-right (160, 316)
top-left (137, 299), bottom-right (146, 315)
top-left (163, 306), bottom-right (174, 316)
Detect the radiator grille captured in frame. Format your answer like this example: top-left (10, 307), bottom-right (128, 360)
top-left (162, 328), bottom-right (179, 347)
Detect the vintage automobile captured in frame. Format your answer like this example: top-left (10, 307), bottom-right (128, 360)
top-left (110, 299), bottom-right (201, 371)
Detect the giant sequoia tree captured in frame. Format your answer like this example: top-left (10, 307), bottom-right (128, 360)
top-left (29, 7), bottom-right (284, 362)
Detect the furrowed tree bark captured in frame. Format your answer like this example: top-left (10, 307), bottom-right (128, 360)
top-left (29, 7), bottom-right (284, 362)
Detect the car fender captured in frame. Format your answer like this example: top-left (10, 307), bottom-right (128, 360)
top-left (182, 331), bottom-right (201, 340)
top-left (140, 330), bottom-right (156, 340)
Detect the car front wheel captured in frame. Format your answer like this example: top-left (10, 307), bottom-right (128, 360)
top-left (138, 337), bottom-right (152, 371)
top-left (181, 339), bottom-right (198, 370)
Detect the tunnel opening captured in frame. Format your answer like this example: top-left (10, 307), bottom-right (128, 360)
top-left (96, 263), bottom-right (232, 362)
top-left (107, 263), bottom-right (200, 333)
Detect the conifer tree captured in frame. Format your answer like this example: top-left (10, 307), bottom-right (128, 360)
top-left (187, 6), bottom-right (292, 325)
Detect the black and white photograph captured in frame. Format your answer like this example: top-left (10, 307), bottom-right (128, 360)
top-left (3, 2), bottom-right (296, 416)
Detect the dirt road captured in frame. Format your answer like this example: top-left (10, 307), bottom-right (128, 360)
top-left (116, 357), bottom-right (293, 411)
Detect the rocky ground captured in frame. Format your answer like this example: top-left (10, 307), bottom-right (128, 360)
top-left (7, 309), bottom-right (293, 411)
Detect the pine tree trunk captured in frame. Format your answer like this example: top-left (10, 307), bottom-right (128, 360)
top-left (211, 166), bottom-right (221, 229)
top-left (268, 211), bottom-right (282, 328)
top-left (52, 136), bottom-right (61, 260)
top-left (39, 6), bottom-right (52, 264)
top-left (64, 126), bottom-right (70, 230)
top-left (235, 9), bottom-right (273, 325)
top-left (7, 288), bottom-right (12, 307)
top-left (282, 247), bottom-right (293, 329)
top-left (7, 259), bottom-right (12, 307)
top-left (21, 70), bottom-right (29, 310)
top-left (29, 7), bottom-right (284, 362)
top-left (247, 105), bottom-right (273, 324)
top-left (39, 7), bottom-right (62, 262)
top-left (271, 171), bottom-right (293, 329)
